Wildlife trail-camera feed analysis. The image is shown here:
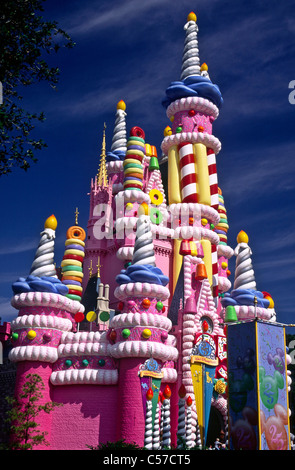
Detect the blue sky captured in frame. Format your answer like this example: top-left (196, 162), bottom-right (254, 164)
top-left (0, 0), bottom-right (295, 332)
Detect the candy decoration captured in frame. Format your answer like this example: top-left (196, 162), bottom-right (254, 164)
top-left (27, 330), bottom-right (36, 340)
top-left (123, 127), bottom-right (145, 191)
top-left (65, 359), bottom-right (72, 367)
top-left (148, 146), bottom-right (159, 171)
top-left (122, 328), bottom-right (131, 338)
top-left (215, 188), bottom-right (230, 245)
top-left (211, 243), bottom-right (219, 307)
top-left (178, 142), bottom-right (198, 203)
top-left (149, 189), bottom-right (163, 206)
top-left (233, 231), bottom-right (257, 290)
top-left (142, 329), bottom-right (152, 339)
top-left (142, 298), bottom-right (151, 308)
top-left (86, 311), bottom-right (97, 322)
top-left (185, 396), bottom-right (194, 448)
top-left (195, 263), bottom-right (207, 280)
top-left (61, 223), bottom-right (86, 302)
top-left (132, 215), bottom-right (156, 266)
top-left (144, 388), bottom-right (153, 450)
top-left (150, 207), bottom-right (163, 225)
top-left (108, 100), bottom-right (127, 160)
top-left (177, 384), bottom-right (186, 448)
top-left (207, 148), bottom-right (219, 210)
top-left (153, 400), bottom-right (160, 450)
top-left (74, 312), bottom-right (84, 323)
top-left (156, 301), bottom-right (163, 311)
top-left (181, 11), bottom-right (200, 80)
top-left (29, 215), bottom-right (58, 278)
top-left (162, 385), bottom-right (171, 448)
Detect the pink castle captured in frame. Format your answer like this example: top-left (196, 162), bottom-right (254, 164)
top-left (7, 12), bottom-right (281, 450)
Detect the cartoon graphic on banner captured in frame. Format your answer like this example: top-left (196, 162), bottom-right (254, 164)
top-left (190, 333), bottom-right (218, 446)
top-left (257, 322), bottom-right (290, 450)
top-left (227, 320), bottom-right (291, 450)
top-left (139, 357), bottom-right (163, 427)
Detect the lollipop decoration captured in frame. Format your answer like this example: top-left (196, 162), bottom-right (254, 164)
top-left (61, 208), bottom-right (86, 302)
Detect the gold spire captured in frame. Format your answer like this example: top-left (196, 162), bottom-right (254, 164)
top-left (88, 259), bottom-right (93, 278)
top-left (75, 207), bottom-right (79, 225)
top-left (97, 123), bottom-right (108, 187)
top-left (96, 255), bottom-right (102, 278)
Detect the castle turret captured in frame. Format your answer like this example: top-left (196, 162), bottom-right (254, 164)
top-left (161, 12), bottom-right (224, 302)
top-left (110, 214), bottom-right (178, 446)
top-left (9, 215), bottom-right (85, 449)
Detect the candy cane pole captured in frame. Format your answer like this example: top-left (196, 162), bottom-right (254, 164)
top-left (177, 384), bottom-right (187, 448)
top-left (153, 398), bottom-right (161, 450)
top-left (207, 148), bottom-right (219, 210)
top-left (144, 388), bottom-right (153, 450)
top-left (162, 385), bottom-right (171, 449)
top-left (186, 396), bottom-right (194, 448)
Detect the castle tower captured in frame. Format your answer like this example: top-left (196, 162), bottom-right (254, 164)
top-left (161, 12), bottom-right (224, 304)
top-left (110, 214), bottom-right (178, 446)
top-left (9, 215), bottom-right (85, 449)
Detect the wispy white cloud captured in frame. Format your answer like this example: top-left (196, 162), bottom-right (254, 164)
top-left (65, 0), bottom-right (170, 36)
top-left (0, 239), bottom-right (37, 256)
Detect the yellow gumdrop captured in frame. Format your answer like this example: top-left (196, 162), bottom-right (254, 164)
top-left (126, 203), bottom-right (133, 211)
top-left (201, 218), bottom-right (208, 226)
top-left (45, 214), bottom-right (57, 230)
top-left (221, 262), bottom-right (228, 270)
top-left (27, 330), bottom-right (36, 340)
top-left (201, 63), bottom-right (208, 72)
top-left (142, 328), bottom-right (152, 339)
top-left (237, 230), bottom-right (249, 244)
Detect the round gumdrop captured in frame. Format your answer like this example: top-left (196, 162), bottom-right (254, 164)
top-left (156, 301), bottom-right (163, 311)
top-left (142, 298), bottom-right (151, 309)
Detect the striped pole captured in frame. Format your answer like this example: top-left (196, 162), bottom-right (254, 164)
top-left (178, 142), bottom-right (198, 203)
top-left (211, 243), bottom-right (219, 307)
top-left (207, 148), bottom-right (219, 210)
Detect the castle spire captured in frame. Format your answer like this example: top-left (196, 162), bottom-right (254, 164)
top-left (107, 100), bottom-right (127, 161)
top-left (180, 12), bottom-right (201, 80)
top-left (97, 123), bottom-right (108, 187)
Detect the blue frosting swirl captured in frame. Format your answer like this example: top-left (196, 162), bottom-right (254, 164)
top-left (162, 75), bottom-right (223, 109)
top-left (116, 264), bottom-right (169, 286)
top-left (221, 289), bottom-right (270, 309)
top-left (106, 150), bottom-right (125, 162)
top-left (12, 275), bottom-right (69, 296)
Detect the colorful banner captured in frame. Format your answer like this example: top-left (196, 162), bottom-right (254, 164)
top-left (257, 322), bottom-right (290, 450)
top-left (190, 333), bottom-right (218, 446)
top-left (227, 321), bottom-right (290, 450)
top-left (139, 358), bottom-right (163, 426)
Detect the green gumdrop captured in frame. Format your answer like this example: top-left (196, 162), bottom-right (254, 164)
top-left (98, 359), bottom-right (105, 367)
top-left (122, 328), bottom-right (131, 339)
top-left (176, 126), bottom-right (182, 133)
top-left (149, 156), bottom-right (159, 171)
top-left (12, 332), bottom-right (19, 341)
top-left (82, 359), bottom-right (89, 367)
top-left (65, 359), bottom-right (72, 367)
top-left (156, 301), bottom-right (163, 311)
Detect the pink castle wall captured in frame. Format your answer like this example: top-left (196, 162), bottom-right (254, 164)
top-left (49, 385), bottom-right (118, 450)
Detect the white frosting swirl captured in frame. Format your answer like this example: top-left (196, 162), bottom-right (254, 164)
top-left (11, 314), bottom-right (72, 332)
top-left (111, 108), bottom-right (127, 154)
top-left (233, 242), bottom-right (256, 290)
top-left (132, 215), bottom-right (156, 266)
top-left (30, 228), bottom-right (57, 277)
top-left (114, 282), bottom-right (170, 301)
top-left (181, 20), bottom-right (200, 80)
top-left (161, 131), bottom-right (221, 156)
top-left (11, 292), bottom-right (84, 314)
top-left (50, 369), bottom-right (118, 386)
top-left (9, 345), bottom-right (58, 363)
